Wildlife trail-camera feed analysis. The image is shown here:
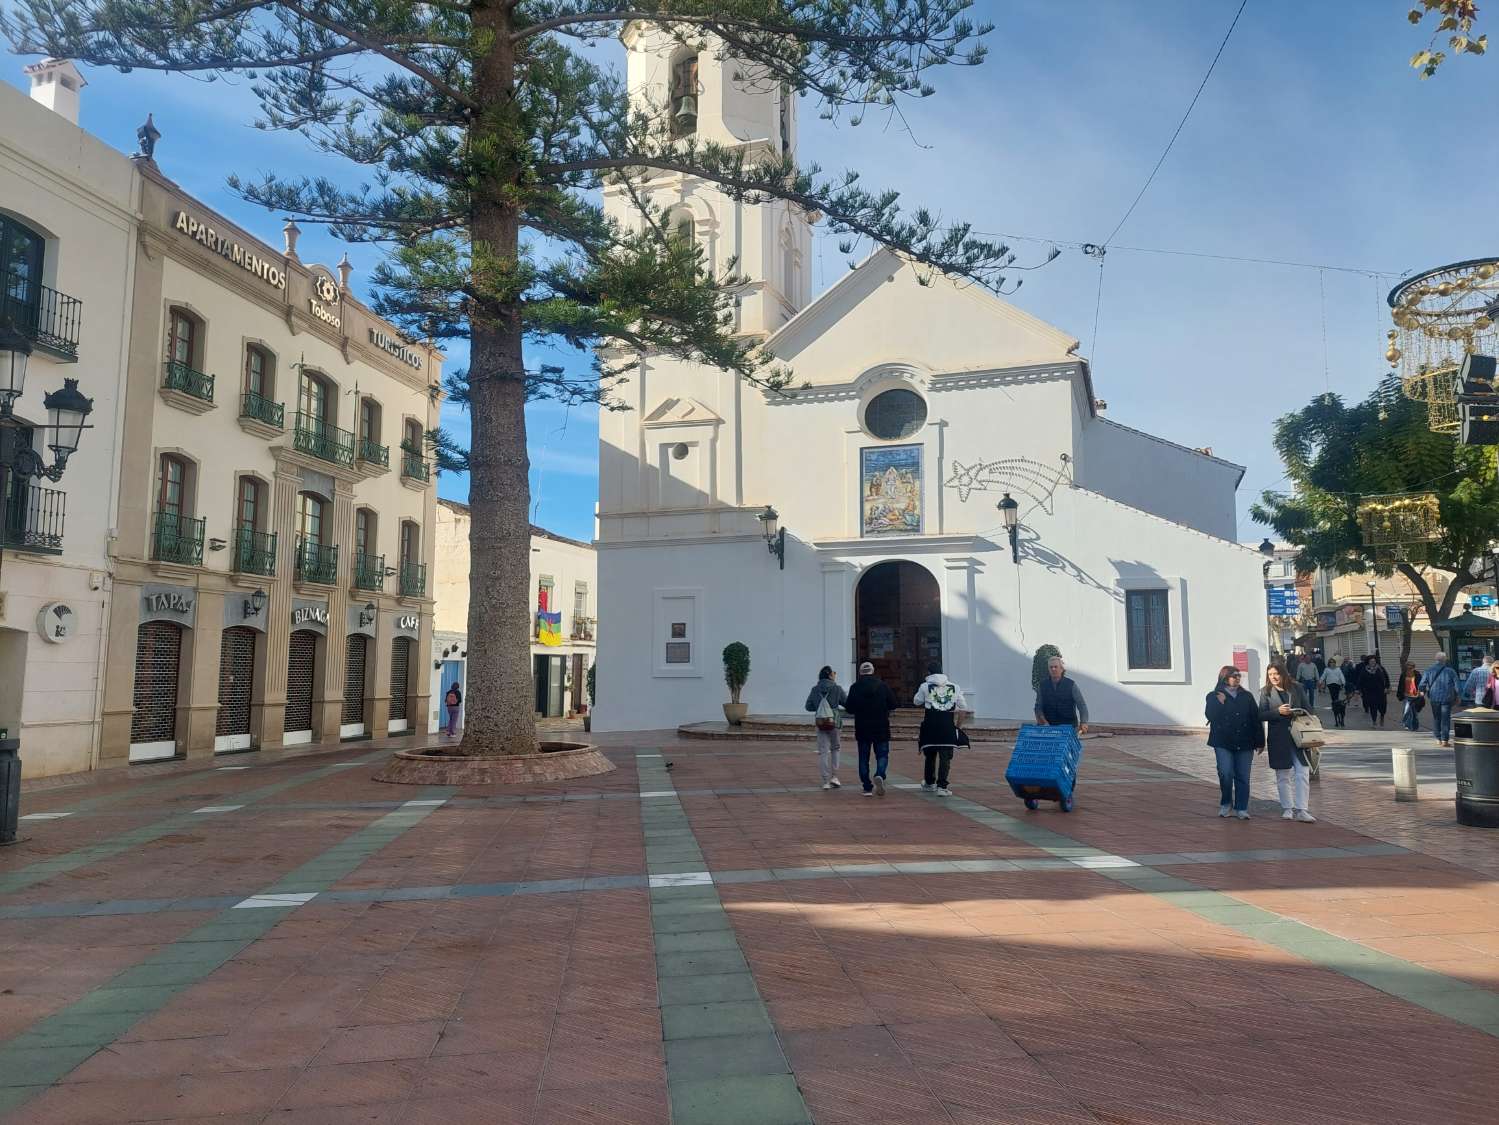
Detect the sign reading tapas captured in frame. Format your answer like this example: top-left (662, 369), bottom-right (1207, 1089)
top-left (369, 328), bottom-right (424, 370)
top-left (173, 211), bottom-right (287, 290)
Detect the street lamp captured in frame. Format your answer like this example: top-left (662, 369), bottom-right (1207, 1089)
top-left (241, 588), bottom-right (266, 619)
top-left (998, 493), bottom-right (1020, 564)
top-left (757, 504), bottom-right (785, 569)
top-left (1367, 579), bottom-right (1380, 662)
top-left (1258, 537), bottom-right (1275, 577)
top-left (0, 326), bottom-right (32, 416)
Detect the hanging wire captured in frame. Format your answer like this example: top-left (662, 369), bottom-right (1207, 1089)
top-left (1319, 269), bottom-right (1330, 392)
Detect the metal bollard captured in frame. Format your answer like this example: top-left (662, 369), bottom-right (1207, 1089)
top-left (0, 738), bottom-right (20, 845)
top-left (1391, 747), bottom-right (1418, 802)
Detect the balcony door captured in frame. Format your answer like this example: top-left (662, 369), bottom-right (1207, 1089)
top-left (1, 215), bottom-right (43, 319)
top-left (298, 492), bottom-right (325, 547)
top-left (167, 309), bottom-right (196, 367)
top-left (299, 370), bottom-right (329, 425)
top-left (158, 456), bottom-right (186, 519)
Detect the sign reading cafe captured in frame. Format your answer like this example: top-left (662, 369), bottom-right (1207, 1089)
top-left (174, 211), bottom-right (288, 290)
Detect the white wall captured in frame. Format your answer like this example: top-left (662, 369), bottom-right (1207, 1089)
top-left (1077, 418), bottom-right (1241, 541)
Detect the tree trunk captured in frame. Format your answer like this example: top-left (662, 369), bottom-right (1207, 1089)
top-left (459, 0), bottom-right (538, 756)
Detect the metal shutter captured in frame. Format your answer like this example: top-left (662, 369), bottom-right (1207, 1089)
top-left (286, 630), bottom-right (317, 732)
top-left (131, 621), bottom-right (181, 743)
top-left (343, 634), bottom-right (367, 724)
top-left (389, 636), bottom-right (410, 721)
top-left (216, 627), bottom-right (256, 737)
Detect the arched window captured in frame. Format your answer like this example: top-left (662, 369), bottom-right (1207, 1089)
top-left (359, 396), bottom-right (380, 442)
top-left (863, 388), bottom-right (928, 441)
top-left (157, 454), bottom-right (188, 517)
top-left (670, 53), bottom-right (699, 137)
top-left (167, 308), bottom-right (200, 368)
top-left (0, 214), bottom-right (45, 309)
top-left (403, 418), bottom-right (423, 453)
top-left (237, 476), bottom-right (263, 531)
top-left (399, 519), bottom-right (418, 566)
top-left (354, 507), bottom-right (375, 558)
top-left (298, 368), bottom-right (331, 425)
top-left (298, 491), bottom-right (326, 546)
top-left (244, 345), bottom-right (271, 397)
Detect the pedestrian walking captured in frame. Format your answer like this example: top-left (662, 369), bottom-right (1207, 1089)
top-left (1296, 654), bottom-right (1320, 702)
top-left (1463, 654), bottom-right (1493, 705)
top-left (1313, 651), bottom-right (1326, 678)
top-left (914, 663), bottom-right (966, 796)
top-left (1034, 655), bottom-right (1091, 735)
top-left (1419, 652), bottom-right (1460, 747)
top-left (1261, 664), bottom-right (1316, 823)
top-left (1205, 664), bottom-right (1263, 819)
top-left (443, 682), bottom-right (463, 737)
top-left (1320, 657), bottom-right (1347, 728)
top-left (844, 661), bottom-right (897, 797)
top-left (1360, 655), bottom-right (1390, 727)
top-left (1344, 655), bottom-right (1363, 698)
top-left (805, 666), bottom-right (848, 789)
top-left (1397, 661), bottom-right (1425, 732)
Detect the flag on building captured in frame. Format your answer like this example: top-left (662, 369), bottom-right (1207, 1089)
top-left (537, 611), bottom-right (562, 646)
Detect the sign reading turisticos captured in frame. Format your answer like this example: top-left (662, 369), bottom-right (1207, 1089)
top-left (173, 211), bottom-right (288, 290)
top-left (369, 328), bottom-right (424, 370)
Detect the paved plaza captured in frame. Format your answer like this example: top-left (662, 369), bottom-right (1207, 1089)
top-left (0, 724), bottom-right (1496, 1124)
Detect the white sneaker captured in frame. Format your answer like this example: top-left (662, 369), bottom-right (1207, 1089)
top-left (821, 782), bottom-right (833, 790)
top-left (936, 787), bottom-right (952, 797)
top-left (862, 790), bottom-right (874, 798)
top-left (920, 783), bottom-right (936, 792)
top-left (1281, 808), bottom-right (1295, 820)
top-left (1235, 810), bottom-right (1250, 820)
top-left (829, 777), bottom-right (841, 789)
top-left (874, 776), bottom-right (886, 797)
top-left (1294, 809), bottom-right (1317, 823)
top-left (1218, 805), bottom-right (1231, 818)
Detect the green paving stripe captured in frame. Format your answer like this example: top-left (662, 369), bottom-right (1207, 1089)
top-left (636, 754), bottom-right (812, 1125)
top-left (0, 788), bottom-right (454, 1115)
top-left (897, 776), bottom-right (1499, 1040)
top-left (0, 747), bottom-right (395, 896)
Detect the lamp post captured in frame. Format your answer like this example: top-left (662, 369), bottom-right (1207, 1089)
top-left (0, 339), bottom-right (95, 845)
top-left (1259, 538), bottom-right (1277, 658)
top-left (1367, 580), bottom-right (1380, 662)
top-left (998, 493), bottom-right (1020, 564)
top-left (756, 505), bottom-right (785, 569)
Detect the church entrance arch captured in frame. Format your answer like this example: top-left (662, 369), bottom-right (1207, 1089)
top-left (855, 561), bottom-right (941, 703)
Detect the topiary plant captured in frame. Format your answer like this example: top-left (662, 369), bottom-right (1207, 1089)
top-left (1032, 644), bottom-right (1061, 692)
top-left (585, 662), bottom-right (595, 704)
top-left (722, 642), bottom-right (750, 704)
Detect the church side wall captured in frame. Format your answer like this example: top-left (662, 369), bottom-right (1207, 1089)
top-left (1076, 418), bottom-right (1240, 540)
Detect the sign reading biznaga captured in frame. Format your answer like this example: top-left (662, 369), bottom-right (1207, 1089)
top-left (173, 211), bottom-right (288, 290)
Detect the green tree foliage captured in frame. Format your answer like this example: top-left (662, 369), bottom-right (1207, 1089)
top-left (1031, 644), bottom-right (1060, 693)
top-left (722, 641), bottom-right (750, 704)
top-left (1252, 376), bottom-right (1499, 631)
top-left (3, 1), bottom-right (1020, 753)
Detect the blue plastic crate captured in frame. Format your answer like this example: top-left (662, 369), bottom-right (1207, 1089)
top-left (1004, 723), bottom-right (1085, 811)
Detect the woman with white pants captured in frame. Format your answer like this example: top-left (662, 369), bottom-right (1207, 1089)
top-left (1260, 664), bottom-right (1316, 823)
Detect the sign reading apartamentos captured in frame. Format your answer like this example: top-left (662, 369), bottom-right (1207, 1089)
top-left (369, 328), bottom-right (424, 370)
top-left (173, 211), bottom-right (288, 290)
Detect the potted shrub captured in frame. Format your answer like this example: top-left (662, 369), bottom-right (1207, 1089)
top-left (583, 663), bottom-right (595, 732)
top-left (722, 642), bottom-right (750, 725)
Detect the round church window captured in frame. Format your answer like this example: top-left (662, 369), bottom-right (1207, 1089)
top-left (864, 388), bottom-right (927, 440)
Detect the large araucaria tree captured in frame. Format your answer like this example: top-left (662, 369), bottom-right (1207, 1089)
top-left (1254, 376), bottom-right (1499, 666)
top-left (4, 0), bottom-right (1020, 754)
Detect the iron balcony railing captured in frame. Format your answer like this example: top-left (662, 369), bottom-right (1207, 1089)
top-left (353, 551), bottom-right (386, 591)
top-left (400, 449), bottom-right (431, 483)
top-left (295, 537), bottom-right (338, 584)
top-left (357, 435), bottom-right (390, 468)
top-left (1, 284), bottom-right (82, 360)
top-left (399, 559), bottom-right (427, 597)
top-left (293, 412), bottom-right (355, 466)
top-left (240, 391), bottom-right (285, 430)
top-left (152, 510), bottom-right (205, 566)
top-left (2, 484), bottom-right (65, 553)
top-left (232, 526), bottom-right (277, 577)
top-left (163, 360), bottom-right (215, 403)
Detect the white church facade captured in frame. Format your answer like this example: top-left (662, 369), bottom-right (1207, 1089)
top-left (593, 29), bottom-right (1268, 732)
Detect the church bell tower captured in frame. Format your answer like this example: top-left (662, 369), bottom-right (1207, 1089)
top-left (608, 25), bottom-right (814, 337)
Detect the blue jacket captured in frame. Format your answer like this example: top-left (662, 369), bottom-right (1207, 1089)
top-left (1420, 662), bottom-right (1460, 705)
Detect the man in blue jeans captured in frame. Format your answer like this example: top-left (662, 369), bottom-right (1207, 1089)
top-left (1419, 652), bottom-right (1460, 747)
top-left (843, 661), bottom-right (898, 797)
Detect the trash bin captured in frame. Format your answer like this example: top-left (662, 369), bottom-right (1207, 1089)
top-left (1452, 709), bottom-right (1499, 828)
top-left (0, 738), bottom-right (20, 846)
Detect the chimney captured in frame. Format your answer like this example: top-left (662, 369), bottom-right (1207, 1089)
top-left (23, 58), bottom-right (86, 125)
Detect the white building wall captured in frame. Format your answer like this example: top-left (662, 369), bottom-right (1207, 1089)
top-left (1077, 417), bottom-right (1242, 541)
top-left (0, 80), bottom-right (138, 775)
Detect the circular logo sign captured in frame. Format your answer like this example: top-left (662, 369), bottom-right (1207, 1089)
top-left (38, 602), bottom-right (77, 644)
top-left (314, 274), bottom-right (339, 304)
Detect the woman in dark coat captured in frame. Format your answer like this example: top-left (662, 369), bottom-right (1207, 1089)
top-left (1359, 655), bottom-right (1390, 727)
top-left (1205, 664), bottom-right (1264, 819)
top-left (1260, 664), bottom-right (1313, 822)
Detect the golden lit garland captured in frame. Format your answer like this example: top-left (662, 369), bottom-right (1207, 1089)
top-left (1355, 492), bottom-right (1442, 563)
top-left (1386, 258), bottom-right (1499, 433)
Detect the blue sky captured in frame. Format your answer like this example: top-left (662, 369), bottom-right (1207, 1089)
top-left (6, 1), bottom-right (1495, 543)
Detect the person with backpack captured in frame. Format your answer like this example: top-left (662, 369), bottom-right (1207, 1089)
top-left (805, 665), bottom-right (848, 789)
top-left (844, 661), bottom-right (898, 797)
top-left (914, 663), bottom-right (967, 796)
top-left (443, 682), bottom-right (462, 736)
top-left (1419, 652), bottom-right (1460, 747)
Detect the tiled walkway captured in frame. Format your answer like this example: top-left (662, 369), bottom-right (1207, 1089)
top-left (0, 730), bottom-right (1495, 1123)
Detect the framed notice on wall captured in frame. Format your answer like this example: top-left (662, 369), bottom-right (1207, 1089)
top-left (860, 444), bottom-right (922, 537)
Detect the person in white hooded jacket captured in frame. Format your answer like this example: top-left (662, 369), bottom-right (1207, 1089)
top-left (914, 663), bottom-right (967, 796)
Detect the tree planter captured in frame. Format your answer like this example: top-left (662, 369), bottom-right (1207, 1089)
top-left (373, 742), bottom-right (614, 785)
top-left (723, 702), bottom-right (748, 725)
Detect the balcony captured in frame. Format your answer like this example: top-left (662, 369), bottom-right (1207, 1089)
top-left (1, 284), bottom-right (82, 361)
top-left (293, 412), bottom-right (355, 467)
top-left (232, 526), bottom-right (277, 577)
top-left (400, 449), bottom-right (431, 486)
top-left (399, 559), bottom-right (427, 598)
top-left (239, 391), bottom-right (285, 435)
top-left (152, 510), bottom-right (205, 567)
top-left (356, 436), bottom-right (390, 470)
top-left (162, 360), bottom-right (216, 412)
top-left (353, 551), bottom-right (386, 591)
top-left (3, 484), bottom-right (65, 554)
top-left (571, 616), bottom-right (596, 642)
top-left (295, 537), bottom-right (339, 585)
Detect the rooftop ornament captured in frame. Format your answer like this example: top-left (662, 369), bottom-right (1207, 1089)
top-left (1387, 257), bottom-right (1499, 434)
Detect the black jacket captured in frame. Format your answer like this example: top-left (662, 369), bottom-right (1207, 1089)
top-left (1204, 682), bottom-right (1264, 752)
top-left (844, 675), bottom-right (898, 741)
top-left (1259, 683), bottom-right (1307, 770)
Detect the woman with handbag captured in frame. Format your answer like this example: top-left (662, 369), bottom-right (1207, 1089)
top-left (1205, 664), bottom-right (1263, 819)
top-left (1261, 664), bottom-right (1316, 823)
top-left (1397, 661), bottom-right (1425, 732)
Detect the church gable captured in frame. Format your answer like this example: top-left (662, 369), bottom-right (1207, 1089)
top-left (766, 249), bottom-right (1079, 382)
top-left (643, 396), bottom-right (723, 427)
